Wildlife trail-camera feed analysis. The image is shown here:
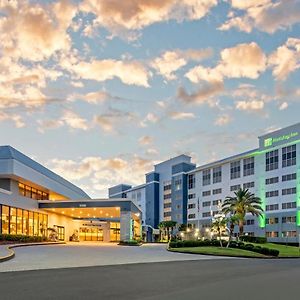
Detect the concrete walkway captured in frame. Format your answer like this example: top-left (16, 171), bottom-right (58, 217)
top-left (0, 242), bottom-right (231, 272)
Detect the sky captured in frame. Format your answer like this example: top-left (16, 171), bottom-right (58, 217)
top-left (0, 0), bottom-right (300, 198)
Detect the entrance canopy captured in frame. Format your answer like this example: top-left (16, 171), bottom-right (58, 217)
top-left (38, 198), bottom-right (141, 221)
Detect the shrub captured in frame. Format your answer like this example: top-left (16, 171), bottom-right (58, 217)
top-left (240, 236), bottom-right (267, 244)
top-left (119, 240), bottom-right (140, 246)
top-left (0, 234), bottom-right (47, 243)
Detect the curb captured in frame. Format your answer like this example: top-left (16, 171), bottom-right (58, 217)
top-left (0, 242), bottom-right (66, 263)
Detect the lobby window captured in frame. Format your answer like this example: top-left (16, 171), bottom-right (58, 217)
top-left (282, 144), bottom-right (296, 167)
top-left (230, 184), bottom-right (240, 192)
top-left (230, 160), bottom-right (240, 179)
top-left (188, 214), bottom-right (196, 219)
top-left (9, 207), bottom-right (17, 235)
top-left (188, 174), bottom-right (195, 189)
top-left (265, 177), bottom-right (279, 185)
top-left (266, 150), bottom-right (278, 171)
top-left (266, 217), bottom-right (278, 225)
top-left (1, 206), bottom-right (9, 234)
top-left (282, 187), bottom-right (296, 195)
top-left (266, 190), bottom-right (279, 198)
top-left (213, 166), bottom-right (222, 184)
top-left (282, 173), bottom-right (296, 182)
top-left (202, 169), bottom-right (211, 186)
top-left (202, 190), bottom-right (211, 197)
top-left (282, 216), bottom-right (296, 224)
top-left (282, 202), bottom-right (296, 209)
top-left (243, 182), bottom-right (254, 189)
top-left (17, 209), bottom-right (23, 234)
top-left (243, 157), bottom-right (254, 176)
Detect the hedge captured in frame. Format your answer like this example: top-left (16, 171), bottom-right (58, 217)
top-left (118, 240), bottom-right (141, 246)
top-left (169, 239), bottom-right (279, 257)
top-left (0, 234), bottom-right (48, 243)
top-left (239, 236), bottom-right (267, 244)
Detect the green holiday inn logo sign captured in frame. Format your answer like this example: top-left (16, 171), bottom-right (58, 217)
top-left (264, 132), bottom-right (299, 148)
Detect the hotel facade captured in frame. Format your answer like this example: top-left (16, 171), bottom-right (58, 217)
top-left (110, 123), bottom-right (300, 243)
top-left (0, 146), bottom-right (142, 242)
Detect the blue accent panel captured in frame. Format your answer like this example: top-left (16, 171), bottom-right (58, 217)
top-left (108, 184), bottom-right (132, 198)
top-left (171, 174), bottom-right (188, 224)
top-left (146, 172), bottom-right (159, 183)
top-left (172, 162), bottom-right (196, 175)
top-left (145, 181), bottom-right (160, 228)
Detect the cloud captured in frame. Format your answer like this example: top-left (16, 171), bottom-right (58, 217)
top-left (0, 0), bottom-right (77, 61)
top-left (236, 100), bottom-right (265, 111)
top-left (214, 114), bottom-right (232, 126)
top-left (68, 90), bottom-right (121, 104)
top-left (80, 0), bottom-right (217, 38)
top-left (168, 111), bottom-right (196, 120)
top-left (0, 111), bottom-right (25, 128)
top-left (151, 48), bottom-right (212, 80)
top-left (279, 102), bottom-right (288, 110)
top-left (65, 58), bottom-right (150, 87)
top-left (139, 135), bottom-right (154, 146)
top-left (185, 42), bottom-right (266, 84)
top-left (48, 154), bottom-right (155, 196)
top-left (220, 0), bottom-right (300, 34)
top-left (177, 81), bottom-right (224, 105)
top-left (268, 38), bottom-right (300, 80)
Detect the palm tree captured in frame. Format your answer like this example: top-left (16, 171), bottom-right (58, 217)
top-left (225, 214), bottom-right (239, 247)
top-left (158, 221), bottom-right (177, 242)
top-left (222, 188), bottom-right (263, 238)
top-left (211, 216), bottom-right (227, 247)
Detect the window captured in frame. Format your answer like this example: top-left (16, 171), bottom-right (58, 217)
top-left (188, 193), bottom-right (196, 199)
top-left (243, 157), bottom-right (254, 176)
top-left (282, 187), bottom-right (296, 195)
top-left (244, 219), bottom-right (254, 226)
top-left (266, 217), bottom-right (278, 225)
top-left (163, 194), bottom-right (171, 200)
top-left (174, 194), bottom-right (181, 200)
top-left (188, 174), bottom-right (195, 189)
top-left (188, 203), bottom-right (196, 209)
top-left (282, 231), bottom-right (297, 237)
top-left (282, 216), bottom-right (296, 223)
top-left (230, 184), bottom-right (241, 191)
top-left (202, 212), bottom-right (211, 218)
top-left (266, 190), bottom-right (279, 198)
top-left (1, 205), bottom-right (9, 234)
top-left (282, 202), bottom-right (296, 209)
top-left (174, 178), bottom-right (182, 191)
top-left (163, 182), bottom-right (172, 191)
top-left (202, 190), bottom-right (211, 197)
top-left (202, 169), bottom-right (211, 186)
top-left (265, 177), bottom-right (279, 185)
top-left (202, 201), bottom-right (211, 207)
top-left (176, 204), bottom-right (181, 210)
top-left (243, 182), bottom-right (255, 189)
top-left (188, 214), bottom-right (196, 219)
top-left (265, 204), bottom-right (279, 211)
top-left (266, 231), bottom-right (278, 238)
top-left (230, 161), bottom-right (241, 179)
top-left (164, 203), bottom-right (172, 209)
top-left (282, 173), bottom-right (296, 182)
top-left (282, 144), bottom-right (296, 167)
top-left (266, 150), bottom-right (278, 171)
top-left (212, 188), bottom-right (222, 195)
top-left (213, 166), bottom-right (222, 183)
top-left (18, 182), bottom-right (49, 200)
top-left (212, 200), bottom-right (221, 206)
top-left (164, 211), bottom-right (171, 217)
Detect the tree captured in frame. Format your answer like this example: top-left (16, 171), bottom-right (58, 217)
top-left (222, 188), bottom-right (263, 238)
top-left (211, 216), bottom-right (227, 247)
top-left (178, 223), bottom-right (187, 232)
top-left (158, 221), bottom-right (177, 242)
top-left (225, 214), bottom-right (239, 247)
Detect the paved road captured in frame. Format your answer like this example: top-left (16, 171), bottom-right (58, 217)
top-left (0, 258), bottom-right (299, 299)
top-left (0, 243), bottom-right (227, 272)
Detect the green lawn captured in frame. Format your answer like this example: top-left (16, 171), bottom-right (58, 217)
top-left (251, 243), bottom-right (300, 258)
top-left (170, 246), bottom-right (267, 258)
top-left (170, 243), bottom-right (300, 258)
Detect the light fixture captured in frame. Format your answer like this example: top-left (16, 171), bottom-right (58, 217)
top-left (71, 208), bottom-right (74, 211)
top-left (93, 208), bottom-right (96, 211)
top-left (80, 211), bottom-right (82, 214)
top-left (87, 214), bottom-right (90, 217)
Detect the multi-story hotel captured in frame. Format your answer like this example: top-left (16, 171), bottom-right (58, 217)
top-left (110, 122), bottom-right (300, 243)
top-left (0, 146), bottom-right (142, 242)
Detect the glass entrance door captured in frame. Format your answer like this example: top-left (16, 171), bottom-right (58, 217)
top-left (79, 227), bottom-right (103, 241)
top-left (56, 226), bottom-right (65, 241)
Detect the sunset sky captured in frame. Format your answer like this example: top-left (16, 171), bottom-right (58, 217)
top-left (0, 0), bottom-right (300, 197)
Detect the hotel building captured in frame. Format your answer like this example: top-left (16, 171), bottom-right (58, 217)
top-left (110, 123), bottom-right (300, 243)
top-left (0, 146), bottom-right (142, 242)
